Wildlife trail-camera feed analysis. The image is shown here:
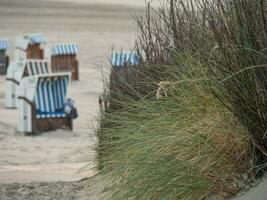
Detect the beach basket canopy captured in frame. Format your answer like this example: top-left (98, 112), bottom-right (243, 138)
top-left (35, 74), bottom-right (70, 119)
top-left (51, 44), bottom-right (79, 56)
top-left (15, 33), bottom-right (47, 50)
top-left (111, 52), bottom-right (140, 67)
top-left (0, 39), bottom-right (9, 51)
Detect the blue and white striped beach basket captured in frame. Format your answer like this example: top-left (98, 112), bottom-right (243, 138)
top-left (17, 73), bottom-right (71, 133)
top-left (110, 52), bottom-right (140, 68)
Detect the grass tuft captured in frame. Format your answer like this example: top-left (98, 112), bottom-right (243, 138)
top-left (98, 58), bottom-right (252, 199)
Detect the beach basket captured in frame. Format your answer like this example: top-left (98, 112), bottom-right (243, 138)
top-left (15, 33), bottom-right (46, 60)
top-left (109, 51), bottom-right (140, 85)
top-left (0, 39), bottom-right (9, 75)
top-left (51, 44), bottom-right (79, 81)
top-left (110, 52), bottom-right (139, 68)
top-left (17, 72), bottom-right (72, 134)
top-left (5, 59), bottom-right (51, 108)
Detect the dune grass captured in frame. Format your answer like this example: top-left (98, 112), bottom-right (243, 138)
top-left (98, 57), bottom-right (252, 199)
top-left (96, 0), bottom-right (267, 199)
top-left (204, 0), bottom-right (267, 174)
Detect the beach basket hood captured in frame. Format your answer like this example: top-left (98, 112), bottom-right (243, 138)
top-left (110, 52), bottom-right (140, 67)
top-left (0, 39), bottom-right (9, 51)
top-left (51, 44), bottom-right (79, 56)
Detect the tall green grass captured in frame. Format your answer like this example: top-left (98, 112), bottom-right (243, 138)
top-left (204, 0), bottom-right (267, 174)
top-left (98, 56), bottom-right (251, 199)
top-left (96, 0), bottom-right (267, 199)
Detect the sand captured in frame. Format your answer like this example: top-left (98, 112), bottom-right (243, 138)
top-left (0, 180), bottom-right (88, 200)
top-left (44, 0), bottom-right (161, 7)
top-left (0, 0), bottom-right (143, 199)
top-left (233, 175), bottom-right (267, 200)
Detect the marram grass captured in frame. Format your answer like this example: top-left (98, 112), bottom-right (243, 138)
top-left (95, 0), bottom-right (267, 198)
top-left (97, 64), bottom-right (251, 200)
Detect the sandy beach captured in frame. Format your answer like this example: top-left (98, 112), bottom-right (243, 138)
top-left (0, 0), bottom-right (145, 199)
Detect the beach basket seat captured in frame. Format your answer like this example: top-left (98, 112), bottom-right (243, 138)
top-left (15, 33), bottom-right (46, 60)
top-left (0, 39), bottom-right (9, 75)
top-left (51, 44), bottom-right (79, 81)
top-left (17, 73), bottom-right (72, 134)
top-left (110, 52), bottom-right (140, 68)
top-left (5, 59), bottom-right (51, 108)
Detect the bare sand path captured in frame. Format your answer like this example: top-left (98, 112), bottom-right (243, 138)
top-left (0, 0), bottom-right (144, 199)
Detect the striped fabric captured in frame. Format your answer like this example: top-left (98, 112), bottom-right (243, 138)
top-left (26, 60), bottom-right (50, 76)
top-left (35, 76), bottom-right (69, 119)
top-left (51, 44), bottom-right (79, 56)
top-left (28, 34), bottom-right (46, 44)
top-left (110, 52), bottom-right (140, 67)
top-left (0, 39), bottom-right (9, 50)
